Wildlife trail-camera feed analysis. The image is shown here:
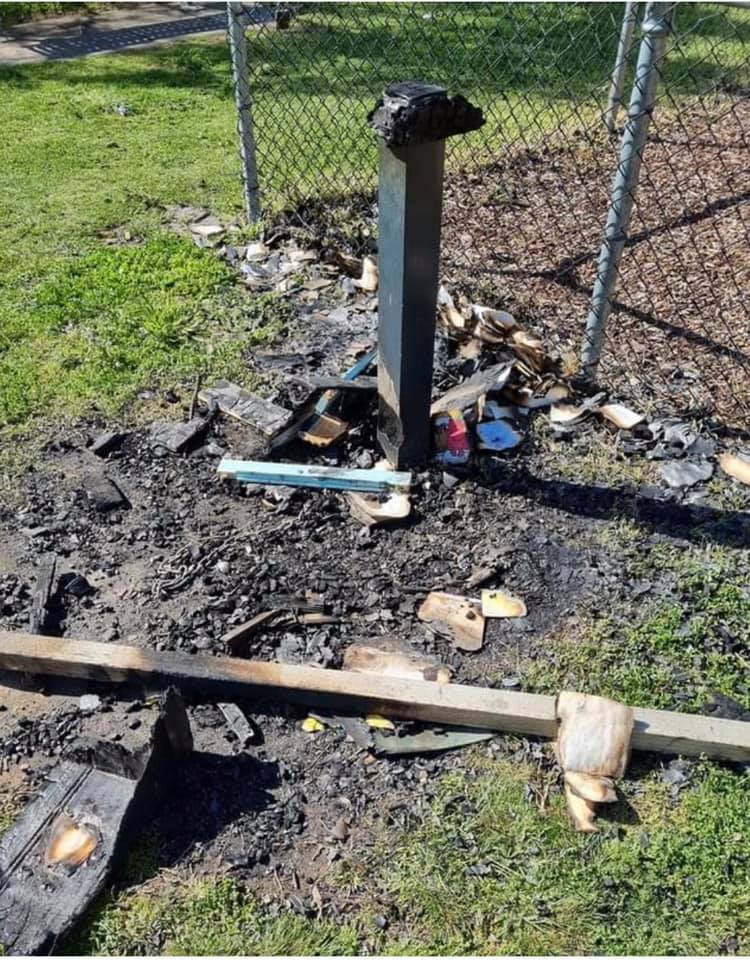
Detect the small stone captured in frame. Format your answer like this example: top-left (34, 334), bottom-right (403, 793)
top-left (331, 817), bottom-right (350, 841)
top-left (501, 676), bottom-right (521, 689)
top-left (374, 915), bottom-right (389, 930)
top-left (215, 560), bottom-right (230, 575)
top-left (78, 694), bottom-right (101, 713)
top-left (65, 574), bottom-right (93, 598)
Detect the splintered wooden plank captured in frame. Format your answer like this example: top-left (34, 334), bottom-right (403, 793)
top-left (0, 761), bottom-right (138, 955)
top-left (0, 689), bottom-right (191, 956)
top-left (430, 361), bottom-right (514, 415)
top-left (0, 632), bottom-right (747, 763)
top-left (29, 554), bottom-right (57, 634)
top-left (149, 417), bottom-right (208, 453)
top-left (293, 375), bottom-right (378, 394)
top-left (270, 348), bottom-right (378, 451)
top-left (217, 459), bottom-right (411, 494)
top-left (199, 380), bottom-right (292, 437)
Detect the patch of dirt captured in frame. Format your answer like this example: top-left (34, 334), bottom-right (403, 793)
top-left (1, 362), bottom-right (747, 919)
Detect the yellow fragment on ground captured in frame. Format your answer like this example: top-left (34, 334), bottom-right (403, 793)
top-left (302, 716), bottom-right (326, 733)
top-left (365, 714), bottom-right (395, 730)
top-left (481, 589), bottom-right (527, 618)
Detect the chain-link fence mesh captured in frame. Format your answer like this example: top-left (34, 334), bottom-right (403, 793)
top-left (229, 2), bottom-right (750, 427)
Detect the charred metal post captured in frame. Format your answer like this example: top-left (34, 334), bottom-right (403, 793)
top-left (370, 82), bottom-right (484, 468)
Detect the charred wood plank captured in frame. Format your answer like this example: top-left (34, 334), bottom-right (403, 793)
top-left (0, 632), bottom-right (747, 763)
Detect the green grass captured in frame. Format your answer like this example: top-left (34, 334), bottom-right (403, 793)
top-left (248, 2), bottom-right (750, 199)
top-left (62, 757), bottom-right (750, 956)
top-left (380, 757), bottom-right (750, 955)
top-left (0, 3), bottom-right (96, 26)
top-left (68, 877), bottom-right (362, 956)
top-left (0, 39), bottom-right (273, 452)
top-left (0, 795), bottom-right (22, 838)
top-left (525, 541), bottom-right (750, 712)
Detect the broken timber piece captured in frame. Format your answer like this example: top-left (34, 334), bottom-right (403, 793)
top-left (222, 610), bottom-right (281, 654)
top-left (218, 702), bottom-right (255, 748)
top-left (291, 374), bottom-right (378, 395)
top-left (344, 637), bottom-right (451, 683)
top-left (418, 591), bottom-right (485, 651)
top-left (89, 431), bottom-right (127, 458)
top-left (149, 416), bottom-right (209, 453)
top-left (29, 554), bottom-right (57, 635)
top-left (346, 491), bottom-right (411, 527)
top-left (198, 380), bottom-right (292, 437)
top-left (217, 459), bottom-right (411, 495)
top-left (0, 689), bottom-right (191, 955)
top-left (269, 348), bottom-right (378, 452)
top-left (430, 362), bottom-right (514, 416)
top-left (0, 632), bottom-right (748, 763)
top-left (555, 691), bottom-right (633, 832)
top-left (297, 412), bottom-right (348, 448)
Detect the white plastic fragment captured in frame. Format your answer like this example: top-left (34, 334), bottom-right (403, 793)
top-left (600, 403), bottom-right (644, 430)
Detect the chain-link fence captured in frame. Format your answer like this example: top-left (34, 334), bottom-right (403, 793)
top-left (228, 2), bottom-right (750, 427)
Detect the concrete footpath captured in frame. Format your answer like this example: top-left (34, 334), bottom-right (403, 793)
top-left (0, 2), bottom-right (230, 66)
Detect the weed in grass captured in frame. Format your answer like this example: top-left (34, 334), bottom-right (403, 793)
top-left (0, 795), bottom-right (22, 839)
top-left (594, 517), bottom-right (650, 551)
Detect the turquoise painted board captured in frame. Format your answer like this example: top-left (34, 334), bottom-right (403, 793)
top-left (218, 458), bottom-right (410, 494)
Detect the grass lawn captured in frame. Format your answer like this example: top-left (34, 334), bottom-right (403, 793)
top-left (0, 37), bottom-right (278, 472)
top-left (1, 5), bottom-right (749, 955)
top-left (61, 756), bottom-right (749, 955)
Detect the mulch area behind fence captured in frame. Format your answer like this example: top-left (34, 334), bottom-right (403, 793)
top-left (441, 96), bottom-right (750, 427)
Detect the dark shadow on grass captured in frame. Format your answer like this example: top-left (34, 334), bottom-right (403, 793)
top-left (479, 459), bottom-right (750, 546)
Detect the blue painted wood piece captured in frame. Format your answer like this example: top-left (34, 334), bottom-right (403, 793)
top-left (218, 458), bottom-right (410, 494)
top-left (314, 347), bottom-right (378, 415)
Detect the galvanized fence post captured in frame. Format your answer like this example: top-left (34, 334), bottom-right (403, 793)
top-left (582, 0), bottom-right (674, 377)
top-left (227, 1), bottom-right (261, 222)
top-left (604, 1), bottom-right (639, 134)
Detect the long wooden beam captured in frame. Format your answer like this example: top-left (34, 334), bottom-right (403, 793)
top-left (0, 632), bottom-right (747, 762)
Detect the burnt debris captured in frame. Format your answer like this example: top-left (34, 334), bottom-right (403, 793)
top-left (368, 82), bottom-right (485, 148)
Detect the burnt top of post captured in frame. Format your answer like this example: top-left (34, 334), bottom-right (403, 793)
top-left (369, 81), bottom-right (485, 148)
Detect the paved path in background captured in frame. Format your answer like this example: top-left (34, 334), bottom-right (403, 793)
top-left (0, 2), bottom-right (232, 66)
